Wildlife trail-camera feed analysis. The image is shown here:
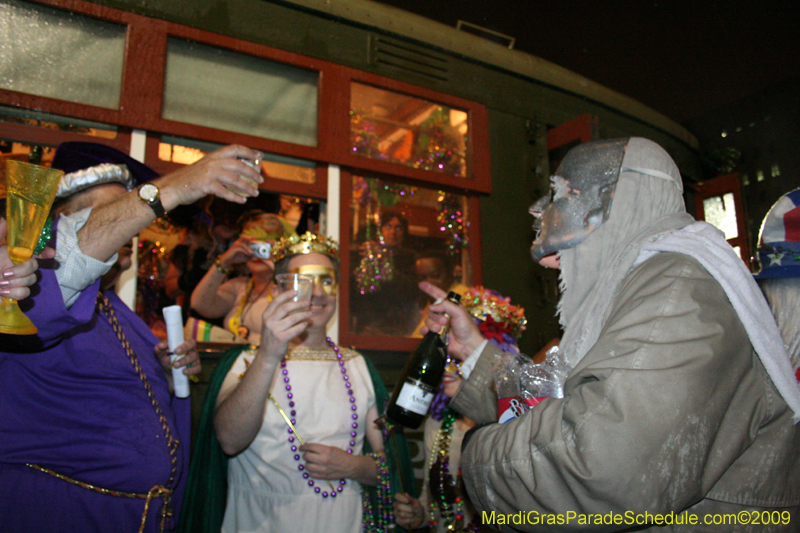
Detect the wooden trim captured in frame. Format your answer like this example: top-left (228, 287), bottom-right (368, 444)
top-left (138, 119), bottom-right (324, 162)
top-left (335, 152), bottom-right (488, 194)
top-left (336, 167), bottom-right (356, 348)
top-left (0, 121), bottom-right (131, 152)
top-left (0, 89), bottom-right (126, 127)
top-left (318, 68), bottom-right (353, 165)
top-left (469, 104), bottom-right (491, 194)
top-left (119, 20), bottom-right (168, 126)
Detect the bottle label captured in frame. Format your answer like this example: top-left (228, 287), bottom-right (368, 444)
top-left (498, 396), bottom-right (547, 423)
top-left (395, 380), bottom-right (436, 415)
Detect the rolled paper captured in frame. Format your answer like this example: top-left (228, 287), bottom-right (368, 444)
top-left (163, 305), bottom-right (190, 398)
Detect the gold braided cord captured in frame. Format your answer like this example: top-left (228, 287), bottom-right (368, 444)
top-left (26, 464), bottom-right (171, 533)
top-left (98, 293), bottom-right (179, 532)
top-left (97, 294), bottom-right (179, 487)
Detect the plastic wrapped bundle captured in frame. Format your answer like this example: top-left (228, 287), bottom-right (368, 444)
top-left (496, 345), bottom-right (571, 423)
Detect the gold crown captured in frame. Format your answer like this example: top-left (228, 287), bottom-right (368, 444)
top-left (462, 286), bottom-right (527, 338)
top-left (271, 231), bottom-right (339, 263)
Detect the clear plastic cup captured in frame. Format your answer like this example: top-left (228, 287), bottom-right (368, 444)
top-left (275, 273), bottom-right (314, 311)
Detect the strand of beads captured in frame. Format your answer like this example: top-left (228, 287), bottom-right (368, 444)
top-left (362, 452), bottom-right (394, 532)
top-left (426, 408), bottom-right (482, 531)
top-left (427, 409), bottom-right (458, 529)
top-left (282, 337), bottom-right (357, 498)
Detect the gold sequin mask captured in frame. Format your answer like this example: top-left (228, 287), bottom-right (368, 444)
top-left (293, 265), bottom-right (338, 296)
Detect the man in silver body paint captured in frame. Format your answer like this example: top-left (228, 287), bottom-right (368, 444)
top-left (420, 137), bottom-right (800, 531)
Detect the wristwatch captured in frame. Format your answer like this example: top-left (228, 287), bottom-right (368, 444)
top-left (137, 183), bottom-right (166, 219)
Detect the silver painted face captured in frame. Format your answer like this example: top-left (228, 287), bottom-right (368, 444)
top-left (530, 139), bottom-right (627, 261)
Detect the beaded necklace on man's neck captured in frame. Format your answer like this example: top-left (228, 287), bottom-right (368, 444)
top-left (275, 337), bottom-right (358, 498)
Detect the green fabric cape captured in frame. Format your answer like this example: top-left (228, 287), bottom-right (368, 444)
top-left (178, 345), bottom-right (418, 533)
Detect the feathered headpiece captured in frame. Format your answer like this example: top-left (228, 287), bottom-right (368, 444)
top-left (462, 286), bottom-right (527, 339)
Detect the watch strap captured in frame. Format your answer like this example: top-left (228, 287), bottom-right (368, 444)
top-left (147, 196), bottom-right (167, 219)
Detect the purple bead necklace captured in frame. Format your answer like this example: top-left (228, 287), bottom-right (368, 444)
top-left (280, 337), bottom-right (357, 498)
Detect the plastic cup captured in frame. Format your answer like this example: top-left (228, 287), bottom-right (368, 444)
top-left (275, 273), bottom-right (314, 311)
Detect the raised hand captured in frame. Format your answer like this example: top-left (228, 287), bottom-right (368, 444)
top-left (418, 281), bottom-right (484, 361)
top-left (0, 218), bottom-right (55, 301)
top-left (216, 235), bottom-right (257, 271)
top-left (157, 144), bottom-right (264, 208)
top-left (154, 338), bottom-right (202, 377)
top-left (258, 288), bottom-right (312, 363)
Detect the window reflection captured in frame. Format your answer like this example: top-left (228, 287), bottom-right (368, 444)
top-left (702, 192), bottom-right (739, 240)
top-left (350, 82), bottom-right (468, 177)
top-left (163, 38), bottom-right (318, 146)
top-left (349, 175), bottom-right (470, 337)
top-left (1, 0), bottom-right (126, 109)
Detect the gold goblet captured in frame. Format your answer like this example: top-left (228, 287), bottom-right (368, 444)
top-left (0, 159), bottom-right (63, 335)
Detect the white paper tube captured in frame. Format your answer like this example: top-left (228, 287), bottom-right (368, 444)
top-left (162, 305), bottom-right (190, 398)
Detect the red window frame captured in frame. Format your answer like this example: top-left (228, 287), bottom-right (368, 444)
top-left (1, 0), bottom-right (490, 352)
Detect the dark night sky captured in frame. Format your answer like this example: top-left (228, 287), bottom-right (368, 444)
top-left (372, 0), bottom-right (800, 126)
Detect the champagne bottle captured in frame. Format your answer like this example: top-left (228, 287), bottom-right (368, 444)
top-left (386, 291), bottom-right (462, 429)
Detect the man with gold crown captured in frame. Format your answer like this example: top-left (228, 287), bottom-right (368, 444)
top-left (179, 232), bottom-right (416, 533)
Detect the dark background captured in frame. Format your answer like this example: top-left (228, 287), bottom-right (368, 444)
top-left (373, 0), bottom-right (800, 126)
top-left (373, 0), bottom-right (800, 265)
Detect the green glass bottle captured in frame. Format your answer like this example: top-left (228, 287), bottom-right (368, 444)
top-left (386, 291), bottom-right (462, 429)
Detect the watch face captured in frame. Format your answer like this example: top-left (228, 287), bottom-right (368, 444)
top-left (139, 183), bottom-right (158, 202)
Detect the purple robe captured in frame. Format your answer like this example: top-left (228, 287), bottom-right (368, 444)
top-left (0, 263), bottom-right (190, 532)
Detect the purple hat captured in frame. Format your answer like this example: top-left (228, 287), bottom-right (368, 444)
top-left (51, 142), bottom-right (159, 199)
top-left (754, 187), bottom-right (800, 279)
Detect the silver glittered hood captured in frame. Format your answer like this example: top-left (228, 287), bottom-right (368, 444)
top-left (556, 137), bottom-right (691, 367)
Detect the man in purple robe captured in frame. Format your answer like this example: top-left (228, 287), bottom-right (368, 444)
top-left (0, 142), bottom-right (264, 533)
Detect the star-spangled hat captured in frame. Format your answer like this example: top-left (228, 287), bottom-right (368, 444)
top-left (754, 187), bottom-right (800, 279)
